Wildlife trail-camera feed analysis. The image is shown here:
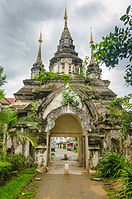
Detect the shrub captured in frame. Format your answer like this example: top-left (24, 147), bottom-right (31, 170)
top-left (121, 163), bottom-right (132, 199)
top-left (6, 153), bottom-right (27, 171)
top-left (0, 161), bottom-right (11, 185)
top-left (63, 142), bottom-right (66, 149)
top-left (98, 151), bottom-right (127, 179)
top-left (72, 149), bottom-right (78, 153)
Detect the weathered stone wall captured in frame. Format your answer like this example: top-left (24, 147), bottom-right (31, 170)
top-left (10, 74), bottom-right (132, 169)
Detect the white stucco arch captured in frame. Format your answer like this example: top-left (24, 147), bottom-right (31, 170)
top-left (44, 104), bottom-right (95, 133)
top-left (50, 113), bottom-right (83, 137)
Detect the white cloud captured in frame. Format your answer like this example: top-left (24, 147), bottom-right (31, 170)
top-left (2, 75), bottom-right (27, 97)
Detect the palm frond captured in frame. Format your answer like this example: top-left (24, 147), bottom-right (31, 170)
top-left (15, 131), bottom-right (37, 147)
top-left (15, 119), bottom-right (40, 131)
top-left (0, 108), bottom-right (17, 125)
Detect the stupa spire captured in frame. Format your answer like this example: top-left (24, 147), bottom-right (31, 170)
top-left (39, 30), bottom-right (42, 42)
top-left (31, 29), bottom-right (44, 79)
top-left (49, 8), bottom-right (82, 76)
top-left (90, 28), bottom-right (94, 58)
top-left (89, 28), bottom-right (96, 65)
top-left (88, 28), bottom-right (102, 79)
top-left (37, 30), bottom-right (43, 61)
top-left (64, 7), bottom-right (68, 29)
top-left (90, 28), bottom-right (94, 44)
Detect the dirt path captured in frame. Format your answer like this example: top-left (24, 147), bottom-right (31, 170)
top-left (34, 149), bottom-right (109, 199)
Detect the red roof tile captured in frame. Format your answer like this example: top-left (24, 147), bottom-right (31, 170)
top-left (5, 98), bottom-right (16, 104)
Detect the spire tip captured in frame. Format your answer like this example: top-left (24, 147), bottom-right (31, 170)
top-left (90, 27), bottom-right (94, 44)
top-left (64, 7), bottom-right (68, 20)
top-left (39, 29), bottom-right (43, 43)
top-left (64, 7), bottom-right (68, 29)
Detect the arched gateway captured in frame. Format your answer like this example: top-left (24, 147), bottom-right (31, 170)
top-left (37, 87), bottom-right (99, 170)
top-left (9, 8), bottom-right (125, 171)
top-left (46, 112), bottom-right (86, 168)
top-left (44, 103), bottom-right (94, 170)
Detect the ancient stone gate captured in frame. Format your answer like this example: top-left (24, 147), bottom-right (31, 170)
top-left (9, 8), bottom-right (131, 170)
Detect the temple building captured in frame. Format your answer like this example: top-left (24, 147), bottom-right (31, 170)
top-left (9, 9), bottom-right (131, 170)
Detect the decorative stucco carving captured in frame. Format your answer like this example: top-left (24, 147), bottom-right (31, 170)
top-left (44, 104), bottom-right (95, 132)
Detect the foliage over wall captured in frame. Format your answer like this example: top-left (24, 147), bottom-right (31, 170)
top-left (61, 86), bottom-right (81, 107)
top-left (35, 67), bottom-right (71, 85)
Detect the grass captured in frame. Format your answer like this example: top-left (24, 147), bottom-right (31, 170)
top-left (104, 187), bottom-right (119, 199)
top-left (17, 191), bottom-right (35, 198)
top-left (17, 180), bottom-right (39, 199)
top-left (21, 167), bottom-right (38, 174)
top-left (0, 168), bottom-right (37, 199)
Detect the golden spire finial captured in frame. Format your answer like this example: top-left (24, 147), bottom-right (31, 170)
top-left (64, 7), bottom-right (67, 20)
top-left (64, 7), bottom-right (68, 29)
top-left (90, 27), bottom-right (94, 44)
top-left (39, 28), bottom-right (43, 43)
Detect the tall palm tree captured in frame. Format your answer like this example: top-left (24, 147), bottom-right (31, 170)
top-left (0, 108), bottom-right (39, 160)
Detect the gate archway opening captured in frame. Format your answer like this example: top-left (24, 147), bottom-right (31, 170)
top-left (46, 113), bottom-right (89, 171)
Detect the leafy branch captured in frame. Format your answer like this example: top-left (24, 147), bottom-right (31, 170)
top-left (108, 93), bottom-right (132, 136)
top-left (91, 5), bottom-right (132, 86)
top-left (0, 66), bottom-right (6, 99)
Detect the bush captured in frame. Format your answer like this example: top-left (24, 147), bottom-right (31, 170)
top-left (98, 151), bottom-right (127, 179)
top-left (121, 163), bottom-right (132, 199)
top-left (0, 161), bottom-right (11, 185)
top-left (51, 152), bottom-right (55, 156)
top-left (63, 143), bottom-right (66, 149)
top-left (6, 153), bottom-right (27, 171)
top-left (72, 149), bottom-right (78, 153)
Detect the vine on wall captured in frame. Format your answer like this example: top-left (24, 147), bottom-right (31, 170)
top-left (34, 67), bottom-right (71, 85)
top-left (61, 87), bottom-right (81, 107)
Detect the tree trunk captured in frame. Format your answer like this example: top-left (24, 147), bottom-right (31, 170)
top-left (11, 136), bottom-right (15, 154)
top-left (3, 132), bottom-right (7, 160)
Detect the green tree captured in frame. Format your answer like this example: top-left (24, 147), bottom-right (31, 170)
top-left (0, 66), bottom-right (6, 98)
top-left (0, 108), bottom-right (39, 160)
top-left (91, 5), bottom-right (132, 86)
top-left (108, 93), bottom-right (132, 137)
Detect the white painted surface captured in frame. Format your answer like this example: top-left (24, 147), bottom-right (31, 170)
top-left (92, 151), bottom-right (99, 168)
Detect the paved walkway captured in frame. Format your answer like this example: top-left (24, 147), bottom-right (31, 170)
top-left (34, 149), bottom-right (109, 199)
top-left (49, 149), bottom-right (86, 175)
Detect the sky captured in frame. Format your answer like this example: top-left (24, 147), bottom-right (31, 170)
top-left (0, 0), bottom-right (131, 98)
